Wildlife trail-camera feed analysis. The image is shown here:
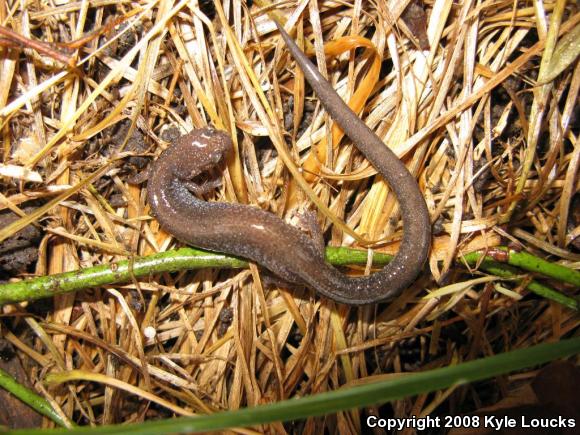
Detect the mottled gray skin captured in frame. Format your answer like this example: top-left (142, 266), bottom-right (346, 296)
top-left (147, 25), bottom-right (431, 305)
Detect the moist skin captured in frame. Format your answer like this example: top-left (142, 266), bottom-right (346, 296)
top-left (147, 25), bottom-right (431, 305)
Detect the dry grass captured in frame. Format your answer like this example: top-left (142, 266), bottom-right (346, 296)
top-left (0, 0), bottom-right (578, 432)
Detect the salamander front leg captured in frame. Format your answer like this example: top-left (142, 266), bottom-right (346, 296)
top-left (183, 179), bottom-right (223, 196)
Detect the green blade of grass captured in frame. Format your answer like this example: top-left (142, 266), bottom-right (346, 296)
top-left (10, 337), bottom-right (580, 435)
top-left (0, 368), bottom-right (71, 428)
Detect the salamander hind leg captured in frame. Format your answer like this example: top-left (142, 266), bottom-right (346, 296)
top-left (289, 208), bottom-right (326, 257)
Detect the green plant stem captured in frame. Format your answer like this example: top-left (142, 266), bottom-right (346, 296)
top-left (0, 248), bottom-right (247, 306)
top-left (462, 250), bottom-right (579, 310)
top-left (0, 247), bottom-right (388, 305)
top-left (9, 337), bottom-right (580, 435)
top-left (0, 367), bottom-right (71, 428)
top-left (0, 247), bottom-right (577, 309)
top-left (465, 247), bottom-right (580, 287)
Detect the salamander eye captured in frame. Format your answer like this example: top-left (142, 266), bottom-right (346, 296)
top-left (213, 151), bottom-right (223, 162)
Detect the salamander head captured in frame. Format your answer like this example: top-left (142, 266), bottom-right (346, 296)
top-left (171, 127), bottom-right (233, 179)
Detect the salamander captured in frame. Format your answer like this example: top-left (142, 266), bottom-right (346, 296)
top-left (146, 23), bottom-right (431, 305)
